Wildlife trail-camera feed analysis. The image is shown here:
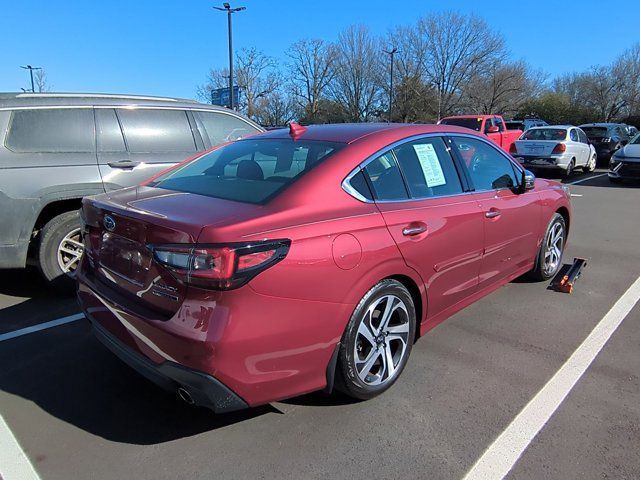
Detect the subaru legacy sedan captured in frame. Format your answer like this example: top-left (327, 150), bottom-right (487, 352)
top-left (77, 123), bottom-right (571, 412)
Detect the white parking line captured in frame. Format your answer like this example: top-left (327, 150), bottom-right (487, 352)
top-left (462, 274), bottom-right (640, 480)
top-left (0, 415), bottom-right (41, 480)
top-left (568, 173), bottom-right (607, 185)
top-left (0, 313), bottom-right (85, 342)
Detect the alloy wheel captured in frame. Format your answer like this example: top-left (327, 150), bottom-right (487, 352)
top-left (543, 222), bottom-right (564, 276)
top-left (354, 294), bottom-right (410, 386)
top-left (56, 228), bottom-right (84, 277)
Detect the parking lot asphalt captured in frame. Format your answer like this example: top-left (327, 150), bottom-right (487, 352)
top-left (1, 169), bottom-right (639, 480)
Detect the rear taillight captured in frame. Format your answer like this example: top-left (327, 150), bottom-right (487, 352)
top-left (552, 143), bottom-right (566, 154)
top-left (509, 143), bottom-right (517, 154)
top-left (150, 240), bottom-right (290, 290)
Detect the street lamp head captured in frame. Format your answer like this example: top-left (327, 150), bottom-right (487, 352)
top-left (223, 2), bottom-right (230, 8)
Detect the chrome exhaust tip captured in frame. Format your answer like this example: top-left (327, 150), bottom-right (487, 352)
top-left (177, 387), bottom-right (195, 405)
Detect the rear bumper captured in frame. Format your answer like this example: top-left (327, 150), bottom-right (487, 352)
top-left (515, 155), bottom-right (571, 169)
top-left (88, 312), bottom-right (248, 413)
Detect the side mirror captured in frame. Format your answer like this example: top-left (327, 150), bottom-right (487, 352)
top-left (522, 169), bottom-right (535, 192)
top-left (487, 125), bottom-right (500, 134)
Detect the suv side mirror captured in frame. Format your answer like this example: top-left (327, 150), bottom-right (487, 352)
top-left (487, 125), bottom-right (500, 134)
top-left (522, 169), bottom-right (535, 192)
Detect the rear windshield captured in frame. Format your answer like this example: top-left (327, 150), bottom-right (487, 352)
top-left (521, 128), bottom-right (567, 141)
top-left (440, 118), bottom-right (482, 131)
top-left (581, 127), bottom-right (609, 138)
top-left (151, 139), bottom-right (344, 204)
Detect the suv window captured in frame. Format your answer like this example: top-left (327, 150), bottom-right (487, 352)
top-left (392, 137), bottom-right (463, 198)
top-left (96, 108), bottom-right (125, 152)
top-left (452, 136), bottom-right (519, 191)
top-left (569, 129), bottom-right (579, 142)
top-left (116, 108), bottom-right (196, 153)
top-left (194, 111), bottom-right (259, 147)
top-left (152, 139), bottom-right (343, 204)
top-left (6, 108), bottom-right (94, 153)
top-left (363, 152), bottom-right (409, 201)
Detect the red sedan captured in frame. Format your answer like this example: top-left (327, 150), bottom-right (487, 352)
top-left (77, 123), bottom-right (571, 412)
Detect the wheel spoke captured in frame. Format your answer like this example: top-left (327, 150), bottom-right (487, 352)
top-left (357, 349), bottom-right (381, 382)
top-left (357, 319), bottom-right (376, 348)
top-left (383, 344), bottom-right (395, 380)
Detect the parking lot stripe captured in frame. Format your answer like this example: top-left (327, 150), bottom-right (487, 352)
top-left (0, 313), bottom-right (85, 342)
top-left (568, 173), bottom-right (607, 185)
top-left (462, 274), bottom-right (640, 480)
top-left (0, 415), bottom-right (41, 480)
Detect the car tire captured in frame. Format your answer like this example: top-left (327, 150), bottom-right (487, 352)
top-left (38, 210), bottom-right (83, 293)
top-left (564, 159), bottom-right (575, 178)
top-left (336, 279), bottom-right (416, 400)
top-left (583, 154), bottom-right (596, 173)
top-left (528, 213), bottom-right (566, 281)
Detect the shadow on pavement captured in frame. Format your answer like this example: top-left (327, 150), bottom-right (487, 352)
top-left (0, 321), bottom-right (279, 444)
top-left (0, 268), bottom-right (79, 334)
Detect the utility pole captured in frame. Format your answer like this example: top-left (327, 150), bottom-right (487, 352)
top-left (20, 65), bottom-right (42, 93)
top-left (214, 3), bottom-right (245, 110)
top-left (383, 48), bottom-right (397, 123)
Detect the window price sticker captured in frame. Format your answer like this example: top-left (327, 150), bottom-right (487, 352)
top-left (412, 143), bottom-right (446, 187)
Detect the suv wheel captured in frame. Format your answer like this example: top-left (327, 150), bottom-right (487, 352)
top-left (336, 279), bottom-right (416, 400)
top-left (38, 210), bottom-right (83, 292)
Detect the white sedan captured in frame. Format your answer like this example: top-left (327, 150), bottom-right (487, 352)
top-left (510, 126), bottom-right (597, 176)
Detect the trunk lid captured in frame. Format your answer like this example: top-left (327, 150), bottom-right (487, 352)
top-left (81, 185), bottom-right (258, 316)
top-left (514, 140), bottom-right (560, 156)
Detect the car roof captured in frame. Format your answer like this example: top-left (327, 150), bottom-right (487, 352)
top-left (0, 92), bottom-right (227, 111)
top-left (579, 123), bottom-right (620, 127)
top-left (251, 123), bottom-right (477, 144)
top-left (527, 125), bottom-right (572, 129)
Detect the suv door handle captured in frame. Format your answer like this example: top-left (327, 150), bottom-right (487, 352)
top-left (107, 160), bottom-right (140, 169)
top-left (402, 225), bottom-right (428, 236)
top-left (485, 208), bottom-right (501, 219)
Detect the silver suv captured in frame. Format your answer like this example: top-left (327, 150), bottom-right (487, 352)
top-left (0, 92), bottom-right (262, 290)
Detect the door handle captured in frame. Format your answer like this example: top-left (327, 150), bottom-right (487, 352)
top-left (485, 209), bottom-right (501, 219)
top-left (107, 160), bottom-right (140, 169)
top-left (402, 225), bottom-right (428, 236)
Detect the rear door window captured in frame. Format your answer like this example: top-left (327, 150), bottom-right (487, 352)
top-left (193, 111), bottom-right (260, 147)
top-left (363, 152), bottom-right (409, 201)
top-left (116, 108), bottom-right (196, 153)
top-left (5, 108), bottom-right (95, 153)
top-left (392, 137), bottom-right (463, 198)
top-left (569, 129), bottom-right (579, 142)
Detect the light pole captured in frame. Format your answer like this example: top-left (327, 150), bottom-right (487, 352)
top-left (20, 65), bottom-right (42, 93)
top-left (214, 2), bottom-right (245, 110)
top-left (383, 47), bottom-right (397, 123)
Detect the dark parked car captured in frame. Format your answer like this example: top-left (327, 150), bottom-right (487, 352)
top-left (579, 123), bottom-right (630, 164)
top-left (505, 118), bottom-right (548, 131)
top-left (609, 133), bottom-right (640, 183)
top-left (0, 92), bottom-right (262, 289)
top-left (77, 122), bottom-right (571, 412)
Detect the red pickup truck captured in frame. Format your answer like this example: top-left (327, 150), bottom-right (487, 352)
top-left (439, 115), bottom-right (522, 153)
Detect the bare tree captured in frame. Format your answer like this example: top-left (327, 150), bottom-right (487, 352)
top-left (196, 67), bottom-right (230, 103)
top-left (253, 90), bottom-right (297, 127)
top-left (287, 39), bottom-right (336, 122)
top-left (235, 47), bottom-right (279, 120)
top-left (462, 61), bottom-right (546, 116)
top-left (417, 12), bottom-right (506, 117)
top-left (330, 25), bottom-right (383, 122)
top-left (34, 69), bottom-right (51, 92)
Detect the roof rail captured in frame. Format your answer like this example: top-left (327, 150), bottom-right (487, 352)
top-left (13, 92), bottom-right (198, 103)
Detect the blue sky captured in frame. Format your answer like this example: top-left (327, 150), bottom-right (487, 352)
top-left (1, 0), bottom-right (637, 99)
